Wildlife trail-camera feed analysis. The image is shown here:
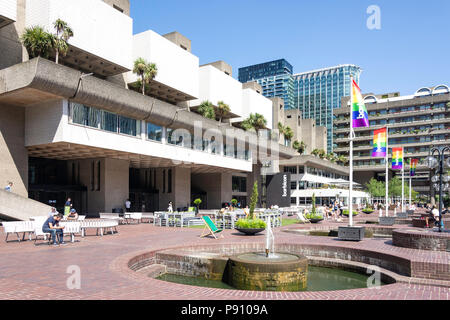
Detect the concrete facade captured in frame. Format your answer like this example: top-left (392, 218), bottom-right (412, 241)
top-left (0, 103), bottom-right (28, 197)
top-left (201, 60), bottom-right (232, 76)
top-left (162, 31), bottom-right (191, 52)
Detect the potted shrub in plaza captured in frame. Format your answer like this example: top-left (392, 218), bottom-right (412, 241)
top-left (342, 210), bottom-right (359, 217)
top-left (362, 205), bottom-right (375, 214)
top-left (193, 198), bottom-right (202, 214)
top-left (306, 193), bottom-right (324, 223)
top-left (235, 182), bottom-right (266, 235)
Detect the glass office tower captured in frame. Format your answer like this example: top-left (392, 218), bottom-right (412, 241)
top-left (293, 65), bottom-right (361, 152)
top-left (238, 59), bottom-right (295, 110)
top-left (239, 60), bottom-right (361, 151)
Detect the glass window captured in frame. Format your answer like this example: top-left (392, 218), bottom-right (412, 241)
top-left (147, 123), bottom-right (162, 142)
top-left (119, 116), bottom-right (138, 136)
top-left (101, 111), bottom-right (118, 133)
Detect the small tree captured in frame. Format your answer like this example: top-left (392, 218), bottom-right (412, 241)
top-left (21, 26), bottom-right (54, 59)
top-left (216, 101), bottom-right (230, 123)
top-left (249, 181), bottom-right (259, 220)
top-left (193, 198), bottom-right (202, 212)
top-left (198, 100), bottom-right (215, 120)
top-left (53, 19), bottom-right (73, 64)
top-left (133, 57), bottom-right (158, 95)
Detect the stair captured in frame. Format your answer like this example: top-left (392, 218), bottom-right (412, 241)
top-left (0, 189), bottom-right (51, 221)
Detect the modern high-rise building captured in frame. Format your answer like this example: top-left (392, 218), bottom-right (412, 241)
top-left (238, 59), bottom-right (295, 110)
top-left (333, 85), bottom-right (450, 198)
top-left (293, 65), bottom-right (362, 152)
top-left (239, 60), bottom-right (361, 152)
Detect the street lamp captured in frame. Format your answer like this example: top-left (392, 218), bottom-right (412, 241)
top-left (427, 147), bottom-right (450, 232)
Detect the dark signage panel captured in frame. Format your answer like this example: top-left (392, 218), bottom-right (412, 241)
top-left (265, 173), bottom-right (291, 208)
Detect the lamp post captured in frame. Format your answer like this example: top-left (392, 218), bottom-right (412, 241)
top-left (426, 146), bottom-right (450, 233)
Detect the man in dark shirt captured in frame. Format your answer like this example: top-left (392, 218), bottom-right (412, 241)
top-left (42, 214), bottom-right (65, 246)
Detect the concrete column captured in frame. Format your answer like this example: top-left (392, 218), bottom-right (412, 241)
top-left (104, 158), bottom-right (129, 213)
top-left (78, 158), bottom-right (129, 215)
top-left (0, 104), bottom-right (28, 197)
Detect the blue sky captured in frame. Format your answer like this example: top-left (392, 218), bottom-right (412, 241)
top-left (131, 0), bottom-right (449, 95)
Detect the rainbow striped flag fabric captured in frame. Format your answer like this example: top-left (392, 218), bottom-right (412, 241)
top-left (392, 147), bottom-right (404, 170)
top-left (372, 128), bottom-right (387, 157)
top-left (410, 158), bottom-right (419, 176)
top-left (351, 80), bottom-right (369, 128)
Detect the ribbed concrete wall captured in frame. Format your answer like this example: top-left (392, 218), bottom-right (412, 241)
top-left (0, 189), bottom-right (51, 221)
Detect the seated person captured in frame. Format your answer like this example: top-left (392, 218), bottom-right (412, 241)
top-left (425, 206), bottom-right (439, 228)
top-left (67, 209), bottom-right (79, 221)
top-left (42, 214), bottom-right (65, 246)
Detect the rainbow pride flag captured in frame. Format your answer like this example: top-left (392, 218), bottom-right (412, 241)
top-left (351, 80), bottom-right (369, 128)
top-left (392, 147), bottom-right (403, 170)
top-left (410, 158), bottom-right (419, 176)
top-left (372, 128), bottom-right (387, 157)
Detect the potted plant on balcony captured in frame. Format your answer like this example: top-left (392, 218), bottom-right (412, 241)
top-left (235, 182), bottom-right (266, 235)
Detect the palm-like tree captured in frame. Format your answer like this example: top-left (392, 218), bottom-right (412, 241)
top-left (284, 126), bottom-right (294, 146)
top-left (216, 101), bottom-right (230, 123)
top-left (21, 26), bottom-right (54, 59)
top-left (311, 149), bottom-right (320, 157)
top-left (278, 122), bottom-right (285, 139)
top-left (242, 113), bottom-right (267, 131)
top-left (338, 155), bottom-right (349, 166)
top-left (53, 19), bottom-right (73, 64)
top-left (133, 57), bottom-right (158, 95)
top-left (318, 149), bottom-right (326, 159)
top-left (297, 141), bottom-right (306, 155)
top-left (198, 100), bottom-right (215, 120)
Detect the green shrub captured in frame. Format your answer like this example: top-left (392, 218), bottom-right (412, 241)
top-left (235, 219), bottom-right (266, 229)
top-left (306, 212), bottom-right (323, 220)
top-left (362, 209), bottom-right (374, 214)
top-left (342, 210), bottom-right (359, 216)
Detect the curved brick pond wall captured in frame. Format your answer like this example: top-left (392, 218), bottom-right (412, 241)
top-left (393, 229), bottom-right (450, 252)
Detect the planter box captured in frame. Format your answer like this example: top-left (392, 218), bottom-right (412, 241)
top-left (338, 226), bottom-right (365, 241)
top-left (235, 228), bottom-right (265, 235)
top-left (309, 218), bottom-right (324, 224)
top-left (379, 217), bottom-right (396, 226)
top-left (396, 212), bottom-right (408, 219)
top-left (407, 210), bottom-right (415, 216)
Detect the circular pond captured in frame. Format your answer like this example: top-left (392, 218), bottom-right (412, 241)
top-left (157, 265), bottom-right (384, 292)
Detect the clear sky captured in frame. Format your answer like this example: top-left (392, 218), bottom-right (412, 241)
top-left (131, 0), bottom-right (449, 96)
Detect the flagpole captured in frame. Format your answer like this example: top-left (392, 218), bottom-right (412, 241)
top-left (401, 161), bottom-right (405, 213)
top-left (349, 76), bottom-right (354, 227)
top-left (385, 128), bottom-right (389, 217)
top-left (409, 171), bottom-right (412, 209)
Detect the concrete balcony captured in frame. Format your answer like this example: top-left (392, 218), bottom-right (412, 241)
top-left (25, 0), bottom-right (132, 76)
top-left (0, 0), bottom-right (16, 28)
top-left (189, 65), bottom-right (243, 120)
top-left (230, 88), bottom-right (273, 129)
top-left (24, 99), bottom-right (253, 173)
top-left (128, 30), bottom-right (199, 104)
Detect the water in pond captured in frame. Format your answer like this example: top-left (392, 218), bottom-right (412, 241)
top-left (157, 266), bottom-right (385, 292)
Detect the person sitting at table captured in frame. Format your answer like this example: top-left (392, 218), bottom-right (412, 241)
top-left (42, 214), bottom-right (65, 246)
top-left (67, 209), bottom-right (79, 221)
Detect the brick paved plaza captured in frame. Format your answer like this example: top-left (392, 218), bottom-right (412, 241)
top-left (0, 214), bottom-right (449, 301)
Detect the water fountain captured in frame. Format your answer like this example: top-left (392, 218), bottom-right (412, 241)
top-left (226, 217), bottom-right (308, 291)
